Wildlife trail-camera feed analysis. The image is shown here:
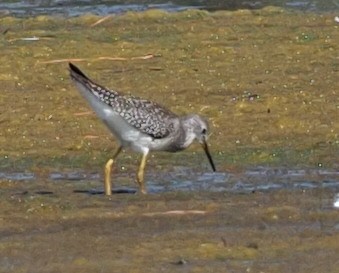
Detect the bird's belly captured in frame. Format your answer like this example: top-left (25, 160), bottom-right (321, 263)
top-left (149, 137), bottom-right (185, 153)
top-left (98, 105), bottom-right (152, 153)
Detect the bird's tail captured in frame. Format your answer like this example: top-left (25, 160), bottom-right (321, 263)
top-left (69, 62), bottom-right (120, 105)
top-left (69, 62), bottom-right (91, 83)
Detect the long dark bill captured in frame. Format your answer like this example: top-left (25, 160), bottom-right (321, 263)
top-left (201, 139), bottom-right (216, 172)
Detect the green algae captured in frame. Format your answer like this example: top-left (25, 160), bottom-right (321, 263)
top-left (0, 9), bottom-right (338, 174)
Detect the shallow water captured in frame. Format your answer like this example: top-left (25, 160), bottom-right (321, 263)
top-left (1, 0), bottom-right (339, 17)
top-left (2, 167), bottom-right (339, 194)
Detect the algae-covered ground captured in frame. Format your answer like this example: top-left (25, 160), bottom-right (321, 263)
top-left (0, 7), bottom-right (339, 273)
top-left (0, 7), bottom-right (338, 172)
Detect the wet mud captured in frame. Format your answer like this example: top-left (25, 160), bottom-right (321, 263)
top-left (1, 177), bottom-right (339, 272)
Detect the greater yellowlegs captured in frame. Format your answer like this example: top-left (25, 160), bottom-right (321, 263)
top-left (69, 63), bottom-right (216, 195)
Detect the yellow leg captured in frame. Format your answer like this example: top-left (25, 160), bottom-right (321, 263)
top-left (104, 146), bottom-right (122, 196)
top-left (137, 152), bottom-right (149, 194)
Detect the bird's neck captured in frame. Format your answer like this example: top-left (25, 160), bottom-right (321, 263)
top-left (179, 117), bottom-right (196, 149)
top-left (182, 132), bottom-right (196, 149)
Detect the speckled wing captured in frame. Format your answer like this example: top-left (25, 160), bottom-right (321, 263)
top-left (69, 63), bottom-right (177, 139)
top-left (112, 96), bottom-right (178, 138)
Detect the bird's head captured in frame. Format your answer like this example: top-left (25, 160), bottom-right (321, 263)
top-left (182, 114), bottom-right (216, 172)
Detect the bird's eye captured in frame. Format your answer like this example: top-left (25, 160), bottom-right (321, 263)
top-left (202, 128), bottom-right (207, 134)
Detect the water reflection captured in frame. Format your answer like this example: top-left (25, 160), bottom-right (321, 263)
top-left (1, 168), bottom-right (338, 194)
top-left (0, 0), bottom-right (338, 17)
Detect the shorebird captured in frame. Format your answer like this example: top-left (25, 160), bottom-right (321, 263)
top-left (69, 63), bottom-right (216, 195)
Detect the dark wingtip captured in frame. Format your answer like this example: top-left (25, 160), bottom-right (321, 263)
top-left (69, 62), bottom-right (89, 80)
